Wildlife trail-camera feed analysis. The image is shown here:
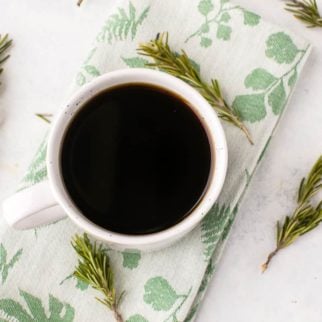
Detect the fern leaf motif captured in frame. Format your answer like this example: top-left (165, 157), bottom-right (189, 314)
top-left (0, 244), bottom-right (23, 284)
top-left (19, 139), bottom-right (48, 190)
top-left (97, 2), bottom-right (150, 44)
top-left (201, 203), bottom-right (232, 260)
top-left (0, 290), bottom-right (75, 322)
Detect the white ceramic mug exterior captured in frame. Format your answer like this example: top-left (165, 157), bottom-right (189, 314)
top-left (2, 69), bottom-right (227, 251)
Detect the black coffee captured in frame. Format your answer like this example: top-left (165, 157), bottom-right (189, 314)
top-left (61, 84), bottom-right (211, 234)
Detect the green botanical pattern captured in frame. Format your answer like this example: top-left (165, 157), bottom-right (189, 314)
top-left (184, 305), bottom-right (198, 322)
top-left (233, 32), bottom-right (308, 122)
top-left (233, 93), bottom-right (266, 122)
top-left (244, 68), bottom-right (277, 90)
top-left (258, 136), bottom-right (272, 163)
top-left (75, 279), bottom-right (88, 290)
top-left (77, 1), bottom-right (150, 86)
top-left (76, 47), bottom-right (99, 86)
top-left (184, 261), bottom-right (215, 322)
top-left (197, 261), bottom-right (214, 295)
top-left (126, 314), bottom-right (149, 322)
top-left (185, 0), bottom-right (260, 47)
top-left (76, 65), bottom-right (100, 86)
top-left (0, 290), bottom-right (74, 322)
top-left (97, 2), bottom-right (150, 44)
top-left (201, 203), bottom-right (233, 260)
top-left (19, 139), bottom-right (47, 190)
top-left (122, 56), bottom-right (150, 68)
top-left (144, 277), bottom-right (178, 311)
top-left (60, 274), bottom-right (89, 291)
top-left (144, 277), bottom-right (191, 321)
top-left (243, 9), bottom-right (261, 26)
top-left (244, 169), bottom-right (251, 187)
top-left (121, 250), bottom-right (141, 269)
top-left (220, 206), bottom-right (238, 241)
top-left (122, 54), bottom-right (200, 73)
top-left (0, 244), bottom-right (22, 284)
top-left (76, 73), bottom-right (86, 87)
top-left (265, 32), bottom-right (299, 64)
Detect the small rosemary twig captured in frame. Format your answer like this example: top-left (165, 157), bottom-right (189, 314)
top-left (0, 34), bottom-right (12, 83)
top-left (35, 113), bottom-right (52, 124)
top-left (284, 0), bottom-right (322, 27)
top-left (262, 156), bottom-right (322, 272)
top-left (138, 32), bottom-right (253, 144)
top-left (71, 234), bottom-right (124, 322)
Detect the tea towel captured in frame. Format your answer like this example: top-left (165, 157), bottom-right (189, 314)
top-left (0, 0), bottom-right (311, 321)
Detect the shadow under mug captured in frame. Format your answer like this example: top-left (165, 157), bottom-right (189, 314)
top-left (2, 69), bottom-right (228, 251)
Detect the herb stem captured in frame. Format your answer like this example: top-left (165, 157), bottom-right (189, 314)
top-left (220, 104), bottom-right (253, 144)
top-left (261, 247), bottom-right (280, 272)
top-left (112, 304), bottom-right (123, 322)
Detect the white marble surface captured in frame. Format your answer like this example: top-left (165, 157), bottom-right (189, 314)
top-left (1, 1), bottom-right (322, 321)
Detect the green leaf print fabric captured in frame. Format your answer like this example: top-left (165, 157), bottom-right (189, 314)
top-left (0, 0), bottom-right (311, 321)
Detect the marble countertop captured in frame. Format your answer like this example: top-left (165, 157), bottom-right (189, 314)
top-left (1, 1), bottom-right (322, 321)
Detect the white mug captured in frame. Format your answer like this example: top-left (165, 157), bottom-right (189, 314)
top-left (2, 69), bottom-right (228, 251)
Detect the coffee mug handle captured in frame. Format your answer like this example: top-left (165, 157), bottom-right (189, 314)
top-left (2, 180), bottom-right (67, 229)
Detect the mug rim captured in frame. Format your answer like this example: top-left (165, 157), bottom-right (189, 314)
top-left (47, 68), bottom-right (228, 248)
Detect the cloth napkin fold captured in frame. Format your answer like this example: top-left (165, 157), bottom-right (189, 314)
top-left (0, 0), bottom-right (311, 321)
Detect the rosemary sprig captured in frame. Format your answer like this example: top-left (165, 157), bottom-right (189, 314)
top-left (284, 0), bottom-right (322, 27)
top-left (71, 234), bottom-right (124, 322)
top-left (262, 156), bottom-right (322, 272)
top-left (35, 113), bottom-right (52, 124)
top-left (0, 34), bottom-right (12, 83)
top-left (137, 33), bottom-right (253, 144)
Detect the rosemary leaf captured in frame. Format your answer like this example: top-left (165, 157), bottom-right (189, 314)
top-left (262, 156), bottom-right (322, 272)
top-left (284, 0), bottom-right (322, 27)
top-left (137, 32), bottom-right (253, 144)
top-left (0, 34), bottom-right (12, 83)
top-left (35, 113), bottom-right (52, 124)
top-left (71, 234), bottom-right (123, 322)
